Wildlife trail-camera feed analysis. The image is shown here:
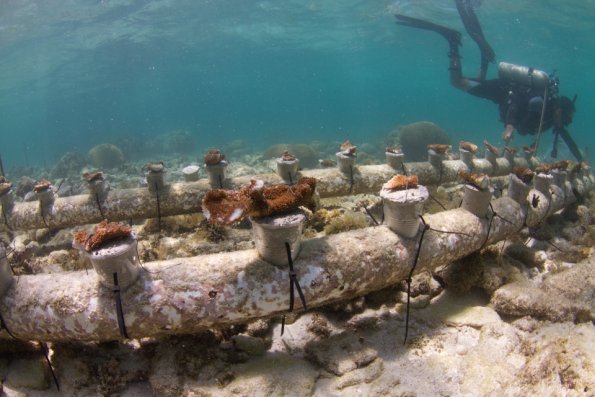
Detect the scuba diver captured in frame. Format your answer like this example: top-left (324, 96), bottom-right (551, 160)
top-left (394, 0), bottom-right (583, 162)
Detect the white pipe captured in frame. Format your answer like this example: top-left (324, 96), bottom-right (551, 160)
top-left (0, 182), bottom-right (576, 342)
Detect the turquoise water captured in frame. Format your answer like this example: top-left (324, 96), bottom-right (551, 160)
top-left (1, 0), bottom-right (594, 168)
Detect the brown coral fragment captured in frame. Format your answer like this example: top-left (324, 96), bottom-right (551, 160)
top-left (483, 140), bottom-right (500, 155)
top-left (33, 179), bottom-right (52, 193)
top-left (281, 150), bottom-right (296, 162)
top-left (458, 171), bottom-right (489, 190)
top-left (82, 171), bottom-right (105, 183)
top-left (514, 167), bottom-right (535, 184)
top-left (340, 140), bottom-right (357, 155)
top-left (459, 140), bottom-right (478, 153)
top-left (427, 144), bottom-right (451, 154)
top-left (383, 175), bottom-right (418, 191)
top-left (504, 146), bottom-right (517, 154)
top-left (0, 180), bottom-right (12, 196)
top-left (146, 161), bottom-right (165, 173)
top-left (385, 146), bottom-right (402, 154)
top-left (202, 177), bottom-right (317, 225)
top-left (74, 220), bottom-right (132, 252)
top-left (204, 149), bottom-right (225, 166)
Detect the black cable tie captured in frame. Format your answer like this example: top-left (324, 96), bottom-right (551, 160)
top-left (401, 163), bottom-right (408, 176)
top-left (285, 242), bottom-right (307, 312)
top-left (363, 206), bottom-right (379, 226)
top-left (40, 341), bottom-right (60, 391)
top-left (218, 174), bottom-right (223, 189)
top-left (427, 227), bottom-right (472, 237)
top-left (113, 272), bottom-right (129, 339)
top-left (94, 192), bottom-right (106, 220)
top-left (39, 201), bottom-right (49, 228)
top-left (480, 207), bottom-right (496, 250)
top-left (154, 183), bottom-right (162, 233)
top-left (348, 165), bottom-right (354, 194)
top-left (281, 314), bottom-right (286, 336)
top-left (428, 194), bottom-right (447, 211)
top-left (2, 207), bottom-right (11, 229)
top-left (404, 216), bottom-right (430, 345)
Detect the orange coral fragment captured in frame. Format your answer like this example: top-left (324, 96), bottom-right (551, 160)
top-left (202, 177), bottom-right (317, 225)
top-left (204, 149), bottom-right (225, 166)
top-left (33, 179), bottom-right (52, 193)
top-left (74, 220), bottom-right (132, 252)
top-left (514, 167), bottom-right (535, 184)
top-left (483, 140), bottom-right (500, 155)
top-left (427, 144), bottom-right (451, 154)
top-left (459, 141), bottom-right (478, 153)
top-left (458, 171), bottom-right (489, 190)
top-left (384, 175), bottom-right (418, 191)
top-left (0, 180), bottom-right (12, 196)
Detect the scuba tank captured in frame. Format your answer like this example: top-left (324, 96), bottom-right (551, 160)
top-left (498, 62), bottom-right (550, 89)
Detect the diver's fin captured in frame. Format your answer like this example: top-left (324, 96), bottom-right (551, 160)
top-left (455, 0), bottom-right (495, 63)
top-left (395, 14), bottom-right (461, 49)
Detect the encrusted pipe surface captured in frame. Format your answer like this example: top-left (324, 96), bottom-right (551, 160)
top-left (2, 158), bottom-right (530, 231)
top-left (1, 196), bottom-right (532, 342)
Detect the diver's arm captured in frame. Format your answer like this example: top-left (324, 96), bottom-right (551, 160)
top-left (502, 124), bottom-right (514, 142)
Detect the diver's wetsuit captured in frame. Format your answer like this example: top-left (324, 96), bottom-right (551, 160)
top-left (467, 79), bottom-right (555, 136)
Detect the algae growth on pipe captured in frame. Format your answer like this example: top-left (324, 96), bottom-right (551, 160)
top-left (0, 195), bottom-right (536, 342)
top-left (1, 156), bottom-right (531, 231)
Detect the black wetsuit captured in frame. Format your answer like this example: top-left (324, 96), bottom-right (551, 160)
top-left (468, 79), bottom-right (554, 135)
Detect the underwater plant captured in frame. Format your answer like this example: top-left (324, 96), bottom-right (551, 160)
top-left (202, 177), bottom-right (317, 225)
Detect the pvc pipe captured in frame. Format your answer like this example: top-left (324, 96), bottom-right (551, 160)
top-left (84, 235), bottom-right (141, 291)
top-left (0, 177), bottom-right (580, 342)
top-left (276, 158), bottom-right (300, 185)
top-left (380, 185), bottom-right (429, 238)
top-left (250, 212), bottom-right (306, 267)
top-left (0, 244), bottom-right (13, 298)
top-left (336, 152), bottom-right (356, 174)
top-left (0, 196), bottom-right (523, 342)
top-left (205, 161), bottom-right (227, 189)
top-left (0, 156), bottom-right (573, 232)
top-left (386, 152), bottom-right (404, 171)
top-left (182, 165), bottom-right (200, 182)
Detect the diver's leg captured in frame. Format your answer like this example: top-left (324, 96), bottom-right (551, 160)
top-left (395, 14), bottom-right (478, 91)
top-left (557, 127), bottom-right (584, 162)
top-left (455, 0), bottom-right (495, 80)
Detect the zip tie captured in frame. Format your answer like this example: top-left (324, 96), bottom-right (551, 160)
top-left (39, 341), bottom-right (60, 391)
top-left (363, 206), bottom-right (379, 226)
top-left (280, 242), bottom-right (307, 336)
top-left (113, 272), bottom-right (129, 339)
top-left (403, 215), bottom-right (430, 344)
